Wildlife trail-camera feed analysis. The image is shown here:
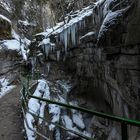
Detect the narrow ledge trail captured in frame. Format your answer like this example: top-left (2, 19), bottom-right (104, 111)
top-left (0, 85), bottom-right (24, 140)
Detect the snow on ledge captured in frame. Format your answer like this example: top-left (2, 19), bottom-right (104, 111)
top-left (3, 40), bottom-right (21, 51)
top-left (18, 20), bottom-right (36, 27)
top-left (0, 78), bottom-right (15, 98)
top-left (1, 38), bottom-right (28, 61)
top-left (0, 14), bottom-right (11, 23)
top-left (36, 5), bottom-right (94, 38)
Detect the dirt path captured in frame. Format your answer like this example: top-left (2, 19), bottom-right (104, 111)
top-left (0, 85), bottom-right (24, 140)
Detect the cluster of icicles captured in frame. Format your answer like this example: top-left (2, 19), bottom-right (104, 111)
top-left (40, 20), bottom-right (86, 62)
top-left (37, 6), bottom-right (94, 61)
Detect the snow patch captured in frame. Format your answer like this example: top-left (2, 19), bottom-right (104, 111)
top-left (72, 113), bottom-right (85, 129)
top-left (2, 40), bottom-right (20, 51)
top-left (1, 37), bottom-right (29, 61)
top-left (18, 20), bottom-right (36, 27)
top-left (0, 78), bottom-right (15, 98)
top-left (49, 104), bottom-right (61, 130)
top-left (24, 113), bottom-right (36, 140)
top-left (39, 38), bottom-right (55, 59)
top-left (25, 79), bottom-right (50, 140)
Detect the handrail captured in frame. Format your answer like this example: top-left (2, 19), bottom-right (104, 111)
top-left (22, 107), bottom-right (50, 140)
top-left (21, 84), bottom-right (92, 140)
top-left (21, 88), bottom-right (50, 140)
top-left (29, 94), bottom-right (140, 127)
top-left (28, 110), bottom-right (92, 140)
top-left (21, 79), bottom-right (140, 140)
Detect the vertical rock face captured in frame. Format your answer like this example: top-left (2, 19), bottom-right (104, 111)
top-left (124, 0), bottom-right (140, 45)
top-left (64, 0), bottom-right (140, 139)
top-left (26, 0), bottom-right (140, 139)
top-left (1, 0), bottom-right (56, 37)
top-left (37, 0), bottom-right (140, 139)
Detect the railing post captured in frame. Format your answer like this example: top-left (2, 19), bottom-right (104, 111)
top-left (121, 122), bottom-right (128, 140)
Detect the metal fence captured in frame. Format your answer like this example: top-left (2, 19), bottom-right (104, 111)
top-left (21, 78), bottom-right (140, 140)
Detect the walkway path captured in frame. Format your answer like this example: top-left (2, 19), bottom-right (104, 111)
top-left (0, 85), bottom-right (24, 140)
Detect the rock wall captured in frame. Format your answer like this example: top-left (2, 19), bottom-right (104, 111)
top-left (31, 0), bottom-right (140, 139)
top-left (65, 0), bottom-right (140, 139)
top-left (1, 0), bottom-right (139, 139)
top-left (124, 0), bottom-right (140, 45)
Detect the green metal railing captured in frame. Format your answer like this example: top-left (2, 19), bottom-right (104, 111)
top-left (21, 82), bottom-right (93, 140)
top-left (21, 78), bottom-right (140, 140)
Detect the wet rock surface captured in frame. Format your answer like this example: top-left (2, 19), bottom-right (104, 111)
top-left (0, 85), bottom-right (24, 140)
top-left (31, 0), bottom-right (140, 139)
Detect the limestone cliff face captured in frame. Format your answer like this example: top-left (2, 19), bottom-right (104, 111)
top-left (1, 0), bottom-right (140, 139)
top-left (125, 0), bottom-right (140, 45)
top-left (1, 0), bottom-right (55, 38)
top-left (0, 14), bottom-right (12, 39)
top-left (30, 0), bottom-right (140, 139)
top-left (66, 0), bottom-right (140, 139)
top-left (34, 0), bottom-right (140, 118)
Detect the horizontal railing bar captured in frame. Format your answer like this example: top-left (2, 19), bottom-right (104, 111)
top-left (22, 107), bottom-right (50, 140)
top-left (28, 111), bottom-right (93, 140)
top-left (29, 94), bottom-right (140, 127)
top-left (21, 87), bottom-right (92, 140)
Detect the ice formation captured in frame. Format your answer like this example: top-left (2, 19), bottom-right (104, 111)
top-left (36, 6), bottom-right (93, 56)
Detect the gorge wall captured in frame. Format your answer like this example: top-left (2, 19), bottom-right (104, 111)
top-left (30, 0), bottom-right (140, 139)
top-left (0, 0), bottom-right (140, 139)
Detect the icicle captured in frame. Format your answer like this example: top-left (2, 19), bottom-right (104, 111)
top-left (31, 56), bottom-right (37, 75)
top-left (60, 32), bottom-right (64, 45)
top-left (67, 27), bottom-right (71, 47)
top-left (45, 44), bottom-right (50, 58)
top-left (59, 32), bottom-right (66, 53)
top-left (124, 104), bottom-right (129, 118)
top-left (83, 19), bottom-right (86, 28)
top-left (47, 63), bottom-right (50, 75)
top-left (51, 43), bottom-right (55, 52)
top-left (78, 20), bottom-right (82, 29)
top-left (64, 29), bottom-right (68, 53)
top-left (71, 23), bottom-right (76, 47)
top-left (57, 50), bottom-right (61, 61)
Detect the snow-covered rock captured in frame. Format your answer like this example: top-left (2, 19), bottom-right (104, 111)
top-left (1, 39), bottom-right (28, 60)
top-left (0, 78), bottom-right (15, 98)
top-left (80, 31), bottom-right (97, 44)
top-left (25, 79), bottom-right (50, 140)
